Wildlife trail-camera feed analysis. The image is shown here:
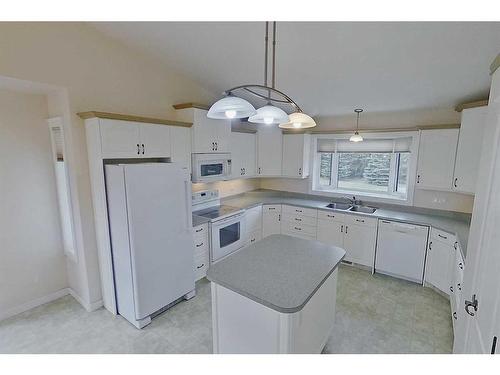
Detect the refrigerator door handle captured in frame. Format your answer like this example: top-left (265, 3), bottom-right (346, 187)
top-left (184, 179), bottom-right (193, 232)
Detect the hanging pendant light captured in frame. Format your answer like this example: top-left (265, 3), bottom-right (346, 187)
top-left (248, 104), bottom-right (289, 125)
top-left (279, 112), bottom-right (317, 129)
top-left (349, 109), bottom-right (364, 142)
top-left (207, 22), bottom-right (315, 128)
top-left (207, 95), bottom-right (256, 120)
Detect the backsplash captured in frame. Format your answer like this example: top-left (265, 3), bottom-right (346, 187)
top-left (259, 177), bottom-right (474, 214)
top-left (192, 178), bottom-right (260, 198)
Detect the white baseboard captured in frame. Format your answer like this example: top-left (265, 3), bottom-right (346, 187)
top-left (0, 288), bottom-right (70, 322)
top-left (68, 289), bottom-right (103, 312)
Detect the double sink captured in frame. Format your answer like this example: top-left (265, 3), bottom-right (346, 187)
top-left (325, 202), bottom-right (377, 214)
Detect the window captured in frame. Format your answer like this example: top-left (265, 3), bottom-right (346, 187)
top-left (313, 135), bottom-right (414, 201)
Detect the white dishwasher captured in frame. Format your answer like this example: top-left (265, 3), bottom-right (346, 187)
top-left (375, 220), bottom-right (429, 284)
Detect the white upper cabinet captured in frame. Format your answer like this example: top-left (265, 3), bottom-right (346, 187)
top-left (100, 119), bottom-right (142, 158)
top-left (257, 126), bottom-right (283, 176)
top-left (416, 128), bottom-right (459, 191)
top-left (453, 106), bottom-right (488, 194)
top-left (170, 126), bottom-right (192, 172)
top-left (230, 132), bottom-right (256, 178)
top-left (139, 123), bottom-right (171, 158)
top-left (176, 108), bottom-right (231, 153)
top-left (282, 134), bottom-right (311, 178)
top-left (99, 119), bottom-right (171, 158)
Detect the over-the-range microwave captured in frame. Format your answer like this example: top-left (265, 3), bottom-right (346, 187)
top-left (191, 153), bottom-right (232, 183)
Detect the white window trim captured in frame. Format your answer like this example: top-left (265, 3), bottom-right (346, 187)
top-left (308, 131), bottom-right (420, 206)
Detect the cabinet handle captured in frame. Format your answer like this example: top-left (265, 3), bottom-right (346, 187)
top-left (417, 175), bottom-right (420, 184)
top-left (294, 227), bottom-right (302, 231)
top-left (295, 209), bottom-right (302, 213)
top-left (450, 286), bottom-right (454, 293)
top-left (250, 238), bottom-right (256, 243)
top-left (268, 207), bottom-right (276, 210)
top-left (295, 218), bottom-right (302, 221)
top-left (438, 234), bottom-right (448, 240)
top-left (458, 283), bottom-right (462, 291)
top-left (459, 262), bottom-right (463, 270)
top-left (243, 168), bottom-right (246, 175)
top-left (454, 241), bottom-right (458, 250)
top-left (141, 144), bottom-right (145, 154)
top-left (327, 214), bottom-right (335, 218)
top-left (215, 141), bottom-right (218, 150)
top-left (258, 167), bottom-right (261, 174)
top-left (429, 241), bottom-right (432, 250)
top-left (491, 336), bottom-right (498, 354)
top-left (453, 312), bottom-right (457, 320)
top-left (195, 228), bottom-right (203, 233)
top-left (356, 219), bottom-right (365, 223)
top-left (137, 144), bottom-right (140, 155)
top-left (197, 263), bottom-right (205, 269)
top-left (278, 214), bottom-right (281, 221)
top-left (298, 167), bottom-right (302, 176)
top-left (211, 142), bottom-right (215, 151)
top-left (454, 178), bottom-right (458, 188)
top-left (345, 225), bottom-right (348, 234)
top-left (341, 225), bottom-right (343, 233)
top-left (195, 242), bottom-right (204, 247)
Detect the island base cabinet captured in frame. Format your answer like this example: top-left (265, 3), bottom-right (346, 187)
top-left (211, 270), bottom-right (338, 354)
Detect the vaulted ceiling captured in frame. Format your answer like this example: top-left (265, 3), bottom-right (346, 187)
top-left (89, 22), bottom-right (500, 118)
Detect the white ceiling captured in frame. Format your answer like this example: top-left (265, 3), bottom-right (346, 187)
top-left (89, 22), bottom-right (500, 117)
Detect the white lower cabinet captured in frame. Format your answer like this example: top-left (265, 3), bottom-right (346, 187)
top-left (316, 210), bottom-right (377, 268)
top-left (193, 223), bottom-right (209, 281)
top-left (424, 229), bottom-right (455, 295)
top-left (244, 205), bottom-right (263, 245)
top-left (262, 205), bottom-right (282, 238)
top-left (281, 205), bottom-right (317, 240)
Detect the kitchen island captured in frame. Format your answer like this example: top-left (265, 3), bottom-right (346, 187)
top-left (206, 234), bottom-right (345, 354)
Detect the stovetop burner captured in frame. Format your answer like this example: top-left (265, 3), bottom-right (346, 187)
top-left (193, 205), bottom-right (242, 220)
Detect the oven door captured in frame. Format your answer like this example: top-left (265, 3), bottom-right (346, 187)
top-left (210, 213), bottom-right (246, 263)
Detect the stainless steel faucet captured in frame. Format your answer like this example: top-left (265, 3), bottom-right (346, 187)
top-left (345, 196), bottom-right (362, 206)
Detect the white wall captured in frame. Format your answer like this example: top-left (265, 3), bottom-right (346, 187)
top-left (193, 179), bottom-right (260, 198)
top-left (0, 22), bottom-right (217, 309)
top-left (0, 89), bottom-right (68, 319)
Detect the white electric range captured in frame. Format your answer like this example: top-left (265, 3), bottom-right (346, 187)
top-left (192, 190), bottom-right (246, 263)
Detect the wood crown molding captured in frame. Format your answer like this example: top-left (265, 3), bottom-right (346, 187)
top-left (490, 53), bottom-right (500, 75)
top-left (172, 102), bottom-right (209, 110)
top-left (285, 123), bottom-right (460, 135)
top-left (455, 100), bottom-right (489, 112)
top-left (77, 111), bottom-right (192, 127)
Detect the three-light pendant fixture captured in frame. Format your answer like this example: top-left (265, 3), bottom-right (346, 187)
top-left (207, 22), bottom-right (317, 129)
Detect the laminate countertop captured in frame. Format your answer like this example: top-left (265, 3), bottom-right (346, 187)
top-left (206, 234), bottom-right (345, 313)
top-left (219, 190), bottom-right (471, 258)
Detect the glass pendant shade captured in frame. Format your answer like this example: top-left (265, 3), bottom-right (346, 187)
top-left (207, 96), bottom-right (257, 119)
top-left (349, 131), bottom-right (363, 142)
top-left (248, 105), bottom-right (289, 125)
top-left (278, 112), bottom-right (317, 129)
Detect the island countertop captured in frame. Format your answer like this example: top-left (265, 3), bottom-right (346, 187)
top-left (206, 234), bottom-right (346, 314)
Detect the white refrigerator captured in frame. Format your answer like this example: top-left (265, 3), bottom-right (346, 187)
top-left (105, 163), bottom-right (195, 329)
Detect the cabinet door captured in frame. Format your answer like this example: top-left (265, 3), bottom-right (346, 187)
top-left (282, 134), bottom-right (303, 177)
top-left (245, 205), bottom-right (262, 233)
top-left (214, 119), bottom-right (232, 152)
top-left (343, 223), bottom-right (376, 267)
top-left (192, 109), bottom-right (217, 153)
top-left (99, 119), bottom-right (141, 158)
top-left (170, 126), bottom-right (192, 172)
top-left (425, 239), bottom-right (454, 295)
top-left (416, 129), bottom-right (459, 190)
top-left (257, 126), bottom-right (283, 176)
top-left (453, 107), bottom-right (487, 194)
top-left (139, 123), bottom-right (171, 158)
top-left (230, 132), bottom-right (256, 178)
top-left (317, 220), bottom-right (344, 247)
top-left (262, 212), bottom-right (281, 238)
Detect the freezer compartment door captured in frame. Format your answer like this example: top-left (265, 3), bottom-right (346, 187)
top-left (123, 163), bottom-right (195, 320)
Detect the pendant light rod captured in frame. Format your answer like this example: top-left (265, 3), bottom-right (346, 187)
top-left (264, 21), bottom-right (269, 87)
top-left (272, 21), bottom-right (277, 89)
top-left (355, 108), bottom-right (363, 130)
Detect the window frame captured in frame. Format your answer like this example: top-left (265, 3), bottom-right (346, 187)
top-left (310, 131), bottom-right (419, 206)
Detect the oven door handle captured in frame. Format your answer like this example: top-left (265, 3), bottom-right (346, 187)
top-left (211, 212), bottom-right (245, 226)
